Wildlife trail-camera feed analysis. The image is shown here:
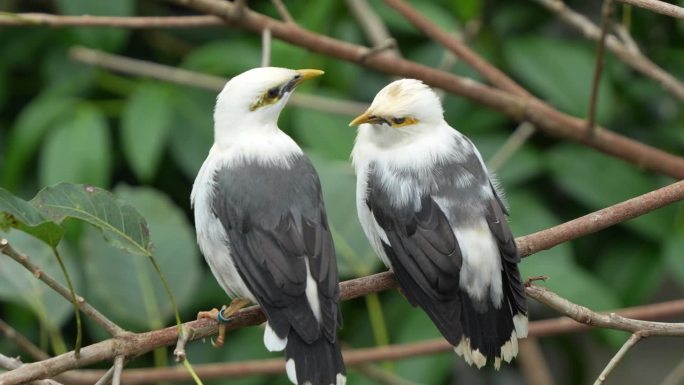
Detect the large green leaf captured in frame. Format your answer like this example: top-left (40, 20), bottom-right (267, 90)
top-left (505, 36), bottom-right (616, 122)
top-left (55, 0), bottom-right (133, 51)
top-left (181, 40), bottom-right (260, 76)
top-left (121, 83), bottom-right (175, 182)
top-left (81, 186), bottom-right (201, 330)
top-left (39, 104), bottom-right (112, 187)
top-left (3, 95), bottom-right (76, 190)
top-left (0, 188), bottom-right (63, 247)
top-left (31, 183), bottom-right (152, 257)
top-left (547, 144), bottom-right (671, 240)
top-left (0, 231), bottom-right (81, 329)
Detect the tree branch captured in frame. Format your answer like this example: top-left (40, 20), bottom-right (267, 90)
top-left (15, 297), bottom-right (684, 385)
top-left (0, 13), bottom-right (223, 27)
top-left (347, 0), bottom-right (401, 58)
top-left (587, 0), bottom-right (614, 136)
top-left (0, 319), bottom-right (50, 361)
top-left (615, 0), bottom-right (684, 19)
top-left (0, 239), bottom-right (124, 337)
top-left (593, 332), bottom-right (642, 385)
top-left (3, 176), bottom-right (684, 384)
top-left (69, 46), bottom-right (368, 117)
top-left (162, 0), bottom-right (684, 180)
top-left (530, 0), bottom-right (684, 101)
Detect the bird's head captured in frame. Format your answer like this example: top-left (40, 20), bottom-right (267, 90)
top-left (349, 79), bottom-right (444, 143)
top-left (214, 67), bottom-right (323, 135)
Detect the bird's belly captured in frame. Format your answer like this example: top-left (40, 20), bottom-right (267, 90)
top-left (453, 222), bottom-right (503, 308)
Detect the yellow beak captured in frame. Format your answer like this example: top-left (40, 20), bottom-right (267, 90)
top-left (349, 111), bottom-right (373, 127)
top-left (296, 69), bottom-right (325, 82)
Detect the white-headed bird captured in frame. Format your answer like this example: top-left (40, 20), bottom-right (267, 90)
top-left (350, 79), bottom-right (528, 369)
top-left (192, 67), bottom-right (346, 385)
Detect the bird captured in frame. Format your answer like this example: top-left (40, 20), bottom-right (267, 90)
top-left (191, 67), bottom-right (346, 385)
top-left (349, 79), bottom-right (528, 369)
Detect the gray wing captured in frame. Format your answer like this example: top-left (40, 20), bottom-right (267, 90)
top-left (212, 155), bottom-right (340, 343)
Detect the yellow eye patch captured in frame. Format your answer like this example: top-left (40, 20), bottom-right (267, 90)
top-left (250, 87), bottom-right (281, 111)
top-left (390, 116), bottom-right (418, 128)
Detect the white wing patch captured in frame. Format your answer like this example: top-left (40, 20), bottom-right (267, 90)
top-left (263, 322), bottom-right (287, 352)
top-left (304, 258), bottom-right (322, 322)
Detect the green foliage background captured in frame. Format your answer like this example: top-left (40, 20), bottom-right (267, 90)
top-left (0, 0), bottom-right (683, 384)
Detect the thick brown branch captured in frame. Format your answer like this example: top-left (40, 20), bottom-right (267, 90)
top-left (530, 0), bottom-right (684, 100)
top-left (383, 0), bottom-right (530, 97)
top-left (0, 13), bottom-right (223, 27)
top-left (615, 0), bottom-right (684, 19)
top-left (23, 298), bottom-right (684, 385)
top-left (2, 177), bottom-right (684, 384)
top-left (164, 0), bottom-right (684, 179)
top-left (516, 179), bottom-right (684, 257)
top-left (0, 240), bottom-right (124, 337)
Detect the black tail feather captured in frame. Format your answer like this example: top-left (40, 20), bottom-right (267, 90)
top-left (284, 332), bottom-right (346, 385)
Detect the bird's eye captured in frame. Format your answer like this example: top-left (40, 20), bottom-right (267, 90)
top-left (267, 87), bottom-right (280, 98)
top-left (392, 117), bottom-right (406, 125)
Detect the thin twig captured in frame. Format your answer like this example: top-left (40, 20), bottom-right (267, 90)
top-left (261, 28), bottom-right (271, 67)
top-left (593, 332), bottom-right (643, 385)
top-left (0, 13), bottom-right (223, 27)
top-left (271, 0), bottom-right (294, 24)
top-left (111, 356), bottom-right (124, 385)
top-left (162, 0), bottom-right (684, 179)
top-left (69, 46), bottom-right (368, 116)
top-left (615, 0), bottom-right (684, 19)
top-left (487, 122), bottom-right (536, 171)
top-left (613, 24), bottom-right (640, 55)
top-left (517, 339), bottom-right (555, 385)
top-left (587, 0), bottom-right (614, 137)
top-left (0, 319), bottom-right (50, 361)
top-left (347, 0), bottom-right (401, 57)
top-left (660, 357), bottom-right (684, 385)
top-left (0, 239), bottom-right (124, 337)
top-left (382, 0), bottom-right (530, 96)
top-left (93, 366), bottom-right (115, 385)
top-left (530, 0), bottom-right (684, 101)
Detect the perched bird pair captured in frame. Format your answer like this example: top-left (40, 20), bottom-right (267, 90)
top-left (191, 67), bottom-right (528, 385)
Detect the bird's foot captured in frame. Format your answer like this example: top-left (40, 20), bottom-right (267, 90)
top-left (196, 298), bottom-right (251, 348)
top-left (524, 275), bottom-right (549, 287)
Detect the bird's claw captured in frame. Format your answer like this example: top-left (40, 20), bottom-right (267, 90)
top-left (196, 298), bottom-right (251, 348)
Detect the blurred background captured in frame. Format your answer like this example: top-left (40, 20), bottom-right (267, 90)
top-left (0, 0), bottom-right (683, 384)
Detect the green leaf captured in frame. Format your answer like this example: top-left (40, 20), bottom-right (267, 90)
top-left (121, 83), bottom-right (174, 182)
top-left (39, 104), bottom-right (112, 187)
top-left (168, 88), bottom-right (214, 179)
top-left (31, 183), bottom-right (152, 257)
top-left (547, 144), bottom-right (671, 240)
top-left (664, 228), bottom-right (684, 290)
top-left (291, 100), bottom-right (356, 161)
top-left (55, 0), bottom-right (133, 51)
top-left (0, 188), bottom-right (63, 247)
top-left (308, 154), bottom-right (380, 278)
top-left (505, 36), bottom-right (615, 122)
top-left (81, 186), bottom-right (201, 330)
top-left (3, 95), bottom-right (77, 190)
top-left (0, 231), bottom-right (81, 328)
top-left (182, 40), bottom-right (260, 76)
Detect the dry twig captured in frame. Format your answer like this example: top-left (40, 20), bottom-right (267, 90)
top-left (0, 319), bottom-right (50, 361)
top-left (615, 0), bottom-right (684, 19)
top-left (530, 0), bottom-right (684, 101)
top-left (162, 0), bottom-right (684, 180)
top-left (587, 0), bottom-right (614, 136)
top-left (69, 46), bottom-right (368, 117)
top-left (0, 239), bottom-right (124, 337)
top-left (593, 333), bottom-right (643, 385)
top-left (0, 13), bottom-right (222, 27)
